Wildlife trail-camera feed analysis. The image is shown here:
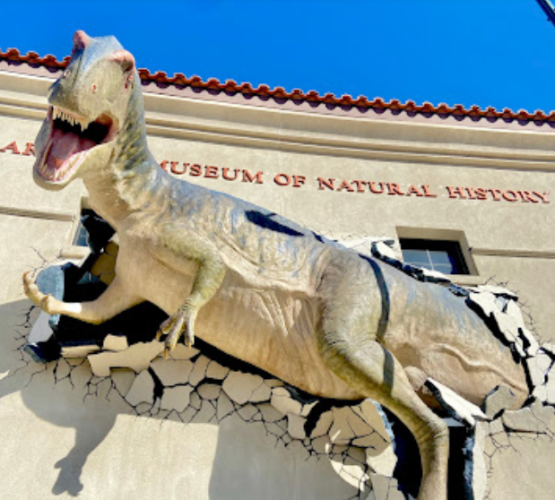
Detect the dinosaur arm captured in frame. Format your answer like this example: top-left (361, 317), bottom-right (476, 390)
top-left (152, 225), bottom-right (226, 350)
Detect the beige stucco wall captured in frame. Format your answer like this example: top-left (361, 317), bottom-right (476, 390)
top-left (0, 67), bottom-right (554, 500)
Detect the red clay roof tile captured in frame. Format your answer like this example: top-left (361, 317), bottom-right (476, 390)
top-left (0, 47), bottom-right (551, 125)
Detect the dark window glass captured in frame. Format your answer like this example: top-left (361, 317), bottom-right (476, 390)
top-left (399, 238), bottom-right (469, 275)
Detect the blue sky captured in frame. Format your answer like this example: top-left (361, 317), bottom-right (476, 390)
top-left (1, 1), bottom-right (555, 112)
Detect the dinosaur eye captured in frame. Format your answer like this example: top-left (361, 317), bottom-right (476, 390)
top-left (91, 84), bottom-right (97, 93)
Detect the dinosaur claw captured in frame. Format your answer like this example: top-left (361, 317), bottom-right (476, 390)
top-left (23, 270), bottom-right (46, 307)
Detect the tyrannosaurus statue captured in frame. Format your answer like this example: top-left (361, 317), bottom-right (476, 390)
top-left (23, 31), bottom-right (528, 500)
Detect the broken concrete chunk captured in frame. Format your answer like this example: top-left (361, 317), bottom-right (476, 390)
top-left (426, 378), bottom-right (489, 426)
top-left (189, 355), bottom-right (211, 386)
top-left (88, 340), bottom-right (164, 377)
top-left (311, 435), bottom-right (330, 455)
top-left (502, 399), bottom-right (548, 433)
top-left (310, 411), bottom-right (333, 438)
top-left (329, 407), bottom-right (371, 445)
top-left (520, 328), bottom-right (539, 357)
top-left (488, 418), bottom-right (510, 447)
top-left (167, 344), bottom-right (199, 360)
top-left (368, 473), bottom-right (405, 500)
top-left (330, 452), bottom-right (369, 490)
top-left (352, 400), bottom-right (392, 443)
top-left (258, 403), bottom-right (284, 423)
top-left (194, 399), bottom-right (217, 423)
top-left (222, 371), bottom-right (265, 405)
top-left (352, 432), bottom-right (387, 449)
top-left (125, 370), bottom-right (155, 407)
top-left (206, 360), bottom-right (230, 380)
top-left (467, 292), bottom-right (497, 319)
top-left (541, 343), bottom-right (555, 356)
top-left (504, 300), bottom-right (525, 328)
top-left (365, 444), bottom-right (397, 477)
top-left (421, 268), bottom-right (451, 285)
top-left (270, 387), bottom-right (303, 416)
top-left (151, 358), bottom-right (194, 386)
top-left (532, 400), bottom-right (555, 427)
top-left (492, 310), bottom-right (519, 343)
top-left (372, 240), bottom-right (402, 262)
top-left (300, 401), bottom-right (318, 417)
top-left (198, 383), bottom-right (221, 400)
top-left (532, 384), bottom-right (548, 403)
top-left (216, 392), bottom-right (235, 421)
top-left (477, 285), bottom-right (518, 300)
top-left (237, 404), bottom-right (258, 421)
top-left (110, 369), bottom-right (136, 395)
top-left (287, 414), bottom-right (307, 440)
top-left (61, 344), bottom-right (101, 358)
top-left (102, 334), bottom-right (128, 352)
top-left (250, 381), bottom-right (272, 403)
top-left (526, 353), bottom-right (552, 388)
top-left (160, 385), bottom-right (193, 413)
top-left (544, 375), bottom-right (555, 406)
top-left (481, 385), bottom-right (518, 418)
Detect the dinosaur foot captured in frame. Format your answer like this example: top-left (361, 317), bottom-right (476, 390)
top-left (23, 271), bottom-right (57, 313)
top-left (157, 309), bottom-right (195, 356)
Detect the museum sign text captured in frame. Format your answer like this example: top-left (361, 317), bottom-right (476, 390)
top-left (0, 141), bottom-right (549, 204)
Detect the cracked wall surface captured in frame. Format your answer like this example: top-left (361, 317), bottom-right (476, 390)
top-left (27, 303), bottom-right (403, 500)
top-left (15, 235), bottom-right (555, 500)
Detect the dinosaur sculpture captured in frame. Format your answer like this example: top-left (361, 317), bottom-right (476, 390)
top-left (23, 31), bottom-right (528, 500)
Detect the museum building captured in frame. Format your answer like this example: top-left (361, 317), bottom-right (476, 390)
top-left (0, 46), bottom-right (554, 500)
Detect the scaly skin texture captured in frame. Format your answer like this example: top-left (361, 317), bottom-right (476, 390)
top-left (23, 31), bottom-right (528, 500)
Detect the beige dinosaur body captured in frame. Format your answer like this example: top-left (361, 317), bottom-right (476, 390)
top-left (23, 31), bottom-right (528, 500)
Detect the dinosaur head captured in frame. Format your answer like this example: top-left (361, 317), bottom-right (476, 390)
top-left (34, 31), bottom-right (137, 189)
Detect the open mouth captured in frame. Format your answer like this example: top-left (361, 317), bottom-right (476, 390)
top-left (36, 106), bottom-right (118, 183)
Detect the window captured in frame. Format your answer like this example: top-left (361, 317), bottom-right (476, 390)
top-left (399, 238), bottom-right (469, 275)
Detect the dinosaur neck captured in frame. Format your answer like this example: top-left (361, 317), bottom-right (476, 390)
top-left (83, 81), bottom-right (168, 230)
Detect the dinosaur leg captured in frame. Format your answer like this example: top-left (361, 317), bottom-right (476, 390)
top-left (148, 227), bottom-right (226, 352)
top-left (316, 261), bottom-right (449, 500)
top-left (23, 272), bottom-right (142, 324)
top-left (319, 330), bottom-right (449, 500)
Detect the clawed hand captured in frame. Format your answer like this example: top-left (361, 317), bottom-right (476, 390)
top-left (156, 303), bottom-right (197, 356)
top-left (22, 270), bottom-right (56, 313)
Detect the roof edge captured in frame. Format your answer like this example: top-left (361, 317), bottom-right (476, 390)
top-left (1, 47), bottom-right (554, 125)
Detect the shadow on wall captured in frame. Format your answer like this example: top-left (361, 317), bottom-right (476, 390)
top-left (0, 299), bottom-right (119, 497)
top-left (0, 297), bottom-right (397, 500)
